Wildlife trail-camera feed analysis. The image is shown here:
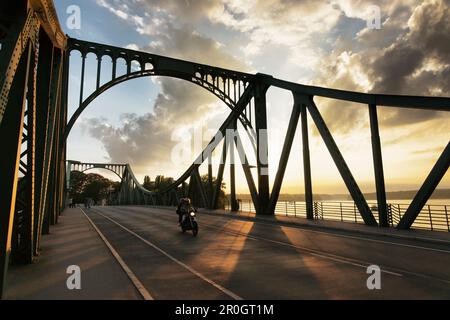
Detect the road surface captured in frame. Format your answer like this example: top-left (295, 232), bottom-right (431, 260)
top-left (81, 205), bottom-right (450, 299)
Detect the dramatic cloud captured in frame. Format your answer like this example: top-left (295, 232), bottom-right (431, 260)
top-left (81, 78), bottom-right (222, 173)
top-left (311, 0), bottom-right (450, 135)
top-left (83, 4), bottom-right (247, 171)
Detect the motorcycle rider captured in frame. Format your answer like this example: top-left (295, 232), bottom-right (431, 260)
top-left (176, 198), bottom-right (192, 225)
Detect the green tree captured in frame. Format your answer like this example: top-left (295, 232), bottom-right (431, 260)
top-left (143, 175), bottom-right (153, 190)
top-left (69, 171), bottom-right (87, 203)
top-left (200, 174), bottom-right (227, 209)
top-left (153, 175), bottom-right (174, 192)
top-left (83, 173), bottom-right (111, 202)
top-left (68, 171), bottom-right (116, 204)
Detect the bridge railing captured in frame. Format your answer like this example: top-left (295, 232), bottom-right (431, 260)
top-left (225, 200), bottom-right (450, 232)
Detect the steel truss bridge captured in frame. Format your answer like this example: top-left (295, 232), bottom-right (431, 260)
top-left (0, 0), bottom-right (449, 298)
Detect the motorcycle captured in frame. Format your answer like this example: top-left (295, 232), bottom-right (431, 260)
top-left (180, 208), bottom-right (199, 236)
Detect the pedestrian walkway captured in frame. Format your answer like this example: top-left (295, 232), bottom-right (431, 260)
top-left (4, 208), bottom-right (142, 300)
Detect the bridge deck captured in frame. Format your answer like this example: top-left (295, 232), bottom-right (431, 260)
top-left (5, 206), bottom-right (450, 299)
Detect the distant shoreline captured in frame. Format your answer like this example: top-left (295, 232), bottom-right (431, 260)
top-left (228, 189), bottom-right (450, 201)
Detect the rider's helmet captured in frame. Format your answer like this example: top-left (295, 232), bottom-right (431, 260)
top-left (179, 198), bottom-right (190, 212)
top-left (179, 198), bottom-right (190, 205)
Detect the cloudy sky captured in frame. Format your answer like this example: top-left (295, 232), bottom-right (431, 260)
top-left (55, 0), bottom-right (450, 196)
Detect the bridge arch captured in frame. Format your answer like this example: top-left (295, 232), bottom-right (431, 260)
top-left (79, 167), bottom-right (123, 181)
top-left (66, 161), bottom-right (127, 190)
top-left (64, 40), bottom-right (256, 141)
top-left (64, 69), bottom-right (250, 140)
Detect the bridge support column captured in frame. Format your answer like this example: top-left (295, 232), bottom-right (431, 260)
top-left (37, 44), bottom-right (63, 240)
top-left (230, 121), bottom-right (238, 211)
top-left (207, 155), bottom-right (213, 209)
top-left (369, 104), bottom-right (388, 227)
top-left (254, 75), bottom-right (271, 215)
top-left (301, 103), bottom-right (314, 220)
top-left (33, 30), bottom-right (55, 255)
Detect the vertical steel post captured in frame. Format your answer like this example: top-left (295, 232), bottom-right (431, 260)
top-left (112, 57), bottom-right (117, 79)
top-left (79, 53), bottom-right (86, 107)
top-left (301, 103), bottom-right (314, 220)
top-left (369, 104), bottom-right (388, 227)
top-left (230, 120), bottom-right (238, 211)
top-left (207, 155), bottom-right (213, 209)
top-left (254, 74), bottom-right (271, 215)
top-left (96, 55), bottom-right (102, 90)
top-left (213, 138), bottom-right (228, 209)
top-left (41, 47), bottom-right (62, 235)
top-left (34, 30), bottom-right (54, 254)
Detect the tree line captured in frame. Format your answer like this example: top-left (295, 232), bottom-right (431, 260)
top-left (69, 171), bottom-right (227, 208)
top-left (68, 171), bottom-right (120, 204)
top-left (142, 174), bottom-right (227, 208)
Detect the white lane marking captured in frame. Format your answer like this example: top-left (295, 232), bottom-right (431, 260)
top-left (103, 206), bottom-right (402, 277)
top-left (93, 209), bottom-right (243, 300)
top-left (145, 207), bottom-right (450, 254)
top-left (80, 208), bottom-right (154, 300)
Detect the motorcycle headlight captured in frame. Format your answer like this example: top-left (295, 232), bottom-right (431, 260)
top-left (190, 212), bottom-right (196, 217)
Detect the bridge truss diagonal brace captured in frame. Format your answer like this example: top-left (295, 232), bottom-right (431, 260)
top-left (212, 137), bottom-right (230, 209)
top-left (306, 97), bottom-right (378, 226)
top-left (233, 129), bottom-right (261, 214)
top-left (397, 141), bottom-right (450, 230)
top-left (267, 96), bottom-right (302, 215)
top-left (192, 168), bottom-right (208, 209)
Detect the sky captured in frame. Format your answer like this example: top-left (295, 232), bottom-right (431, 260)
top-left (55, 0), bottom-right (450, 196)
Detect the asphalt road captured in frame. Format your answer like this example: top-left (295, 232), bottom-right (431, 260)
top-left (82, 206), bottom-right (450, 299)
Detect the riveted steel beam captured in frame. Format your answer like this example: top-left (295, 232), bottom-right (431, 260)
top-left (0, 41), bottom-right (33, 299)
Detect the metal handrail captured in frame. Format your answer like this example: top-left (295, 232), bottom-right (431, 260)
top-left (225, 200), bottom-right (450, 232)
